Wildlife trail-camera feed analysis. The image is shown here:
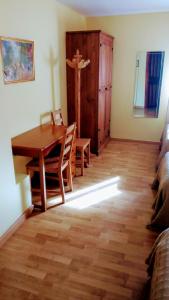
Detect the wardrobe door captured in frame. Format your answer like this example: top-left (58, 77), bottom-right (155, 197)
top-left (98, 36), bottom-right (106, 151)
top-left (105, 88), bottom-right (112, 138)
top-left (98, 33), bottom-right (113, 149)
top-left (105, 37), bottom-right (113, 139)
top-left (66, 31), bottom-right (100, 154)
top-left (98, 88), bottom-right (106, 151)
top-left (80, 32), bottom-right (99, 153)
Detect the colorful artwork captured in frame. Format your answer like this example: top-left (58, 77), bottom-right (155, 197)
top-left (0, 37), bottom-right (35, 84)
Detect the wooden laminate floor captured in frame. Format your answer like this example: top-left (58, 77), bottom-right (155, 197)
top-left (0, 140), bottom-right (159, 300)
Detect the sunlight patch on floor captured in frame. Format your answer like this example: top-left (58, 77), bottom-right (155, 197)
top-left (66, 176), bottom-right (120, 199)
top-left (64, 176), bottom-right (121, 210)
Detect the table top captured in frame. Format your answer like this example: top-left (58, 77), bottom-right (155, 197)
top-left (12, 124), bottom-right (66, 156)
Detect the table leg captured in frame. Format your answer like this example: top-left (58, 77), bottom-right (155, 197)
top-left (39, 152), bottom-right (47, 211)
top-left (81, 149), bottom-right (84, 176)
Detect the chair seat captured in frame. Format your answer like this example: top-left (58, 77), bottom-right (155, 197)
top-left (27, 156), bottom-right (69, 174)
top-left (26, 159), bottom-right (40, 172)
top-left (76, 138), bottom-right (90, 149)
top-left (26, 157), bottom-right (60, 171)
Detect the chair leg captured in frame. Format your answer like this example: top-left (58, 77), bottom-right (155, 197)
top-left (67, 162), bottom-right (73, 192)
top-left (65, 163), bottom-right (72, 192)
top-left (58, 171), bottom-right (65, 204)
top-left (84, 143), bottom-right (90, 167)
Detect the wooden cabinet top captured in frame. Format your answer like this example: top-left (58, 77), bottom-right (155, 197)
top-left (66, 30), bottom-right (114, 40)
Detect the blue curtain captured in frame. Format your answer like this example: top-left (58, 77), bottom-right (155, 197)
top-left (145, 51), bottom-right (164, 112)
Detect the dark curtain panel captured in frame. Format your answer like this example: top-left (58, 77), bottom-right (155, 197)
top-left (145, 51), bottom-right (164, 112)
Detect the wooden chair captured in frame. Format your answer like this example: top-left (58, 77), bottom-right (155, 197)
top-left (51, 108), bottom-right (90, 176)
top-left (46, 109), bottom-right (64, 158)
top-left (26, 123), bottom-right (76, 206)
top-left (51, 109), bottom-right (64, 126)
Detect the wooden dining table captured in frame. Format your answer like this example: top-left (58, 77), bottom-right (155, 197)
top-left (12, 123), bottom-right (66, 211)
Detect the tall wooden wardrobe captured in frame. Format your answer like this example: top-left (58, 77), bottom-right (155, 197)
top-left (66, 30), bottom-right (114, 155)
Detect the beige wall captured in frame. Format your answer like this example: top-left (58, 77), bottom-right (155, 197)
top-left (1, 3), bottom-right (169, 238)
top-left (87, 13), bottom-right (169, 141)
top-left (0, 0), bottom-right (86, 236)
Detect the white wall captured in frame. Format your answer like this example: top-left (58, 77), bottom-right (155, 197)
top-left (0, 0), bottom-right (86, 236)
top-left (87, 13), bottom-right (169, 141)
top-left (134, 51), bottom-right (146, 108)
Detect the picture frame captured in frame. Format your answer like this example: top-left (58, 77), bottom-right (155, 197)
top-left (0, 36), bottom-right (35, 84)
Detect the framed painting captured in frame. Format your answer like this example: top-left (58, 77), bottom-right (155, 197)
top-left (0, 36), bottom-right (35, 84)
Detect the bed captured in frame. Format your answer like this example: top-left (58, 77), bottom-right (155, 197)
top-left (148, 152), bottom-right (169, 229)
top-left (146, 228), bottom-right (169, 300)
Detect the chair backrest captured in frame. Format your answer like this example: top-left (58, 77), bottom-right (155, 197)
top-left (51, 109), bottom-right (64, 126)
top-left (40, 112), bottom-right (52, 125)
top-left (59, 123), bottom-right (76, 171)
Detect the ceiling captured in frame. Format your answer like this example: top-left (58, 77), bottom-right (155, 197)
top-left (56, 0), bottom-right (169, 16)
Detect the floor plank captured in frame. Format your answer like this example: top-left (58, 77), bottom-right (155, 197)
top-left (0, 140), bottom-right (159, 299)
